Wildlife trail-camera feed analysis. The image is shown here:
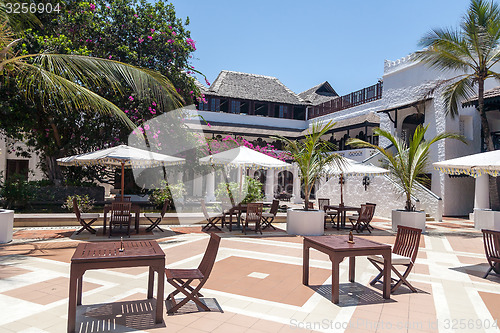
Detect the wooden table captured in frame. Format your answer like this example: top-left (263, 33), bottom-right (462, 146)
top-left (227, 204), bottom-right (247, 231)
top-left (303, 235), bottom-right (391, 304)
top-left (103, 204), bottom-right (141, 234)
top-left (67, 240), bottom-right (165, 333)
top-left (324, 204), bottom-right (361, 230)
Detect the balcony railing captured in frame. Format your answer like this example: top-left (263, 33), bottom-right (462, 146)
top-left (309, 82), bottom-right (382, 119)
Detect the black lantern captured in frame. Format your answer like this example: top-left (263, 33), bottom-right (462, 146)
top-left (362, 176), bottom-right (370, 191)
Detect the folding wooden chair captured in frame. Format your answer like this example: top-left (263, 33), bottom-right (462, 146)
top-left (481, 229), bottom-right (500, 278)
top-left (349, 203), bottom-right (375, 233)
top-left (144, 200), bottom-right (169, 232)
top-left (201, 199), bottom-right (222, 231)
top-left (73, 198), bottom-right (99, 235)
top-left (318, 198), bottom-right (337, 228)
top-left (261, 199), bottom-right (279, 230)
top-left (368, 225), bottom-right (422, 293)
top-left (109, 201), bottom-right (132, 237)
top-left (243, 202), bottom-right (263, 235)
top-left (165, 233), bottom-right (221, 313)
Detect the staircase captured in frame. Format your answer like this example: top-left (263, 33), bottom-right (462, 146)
top-left (426, 213), bottom-right (435, 222)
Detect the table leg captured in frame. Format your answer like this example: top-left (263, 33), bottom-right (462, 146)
top-left (337, 211), bottom-right (340, 230)
top-left (349, 256), bottom-right (355, 282)
top-left (77, 274), bottom-right (83, 305)
top-left (382, 250), bottom-right (391, 299)
top-left (229, 212), bottom-right (233, 232)
top-left (147, 266), bottom-right (154, 299)
top-left (156, 263), bottom-right (165, 324)
top-left (103, 211), bottom-right (107, 235)
top-left (302, 243), bottom-right (310, 285)
top-left (68, 264), bottom-right (79, 333)
top-left (135, 211), bottom-right (139, 234)
top-left (331, 256), bottom-right (341, 304)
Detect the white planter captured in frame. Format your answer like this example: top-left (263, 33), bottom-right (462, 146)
top-left (0, 209), bottom-right (14, 243)
top-left (473, 208), bottom-right (500, 231)
top-left (286, 209), bottom-right (324, 236)
top-left (391, 209), bottom-right (426, 232)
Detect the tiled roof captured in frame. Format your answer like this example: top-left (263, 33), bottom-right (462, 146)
top-left (205, 70), bottom-right (307, 105)
top-left (464, 86), bottom-right (500, 105)
top-left (298, 81), bottom-right (338, 105)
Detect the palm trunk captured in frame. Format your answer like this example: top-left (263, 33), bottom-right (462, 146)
top-left (478, 80), bottom-right (494, 151)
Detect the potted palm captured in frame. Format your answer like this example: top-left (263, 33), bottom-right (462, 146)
top-left (277, 120), bottom-right (344, 236)
top-left (348, 124), bottom-right (465, 232)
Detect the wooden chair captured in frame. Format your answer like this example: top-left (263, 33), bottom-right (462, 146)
top-left (114, 196), bottom-right (131, 201)
top-left (482, 229), bottom-right (500, 278)
top-left (368, 225), bottom-right (422, 293)
top-left (73, 198), bottom-right (99, 235)
top-left (144, 200), bottom-right (169, 232)
top-left (243, 202), bottom-right (263, 235)
top-left (109, 201), bottom-right (132, 237)
top-left (318, 198), bottom-right (337, 228)
top-left (261, 199), bottom-right (279, 230)
top-left (165, 233), bottom-right (221, 313)
top-left (201, 199), bottom-right (222, 231)
top-left (349, 203), bottom-right (376, 233)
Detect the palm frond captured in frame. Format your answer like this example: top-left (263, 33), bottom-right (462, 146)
top-left (442, 76), bottom-right (476, 117)
top-left (16, 63), bottom-right (135, 128)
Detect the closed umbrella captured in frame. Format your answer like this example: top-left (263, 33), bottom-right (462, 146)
top-left (57, 145), bottom-right (185, 200)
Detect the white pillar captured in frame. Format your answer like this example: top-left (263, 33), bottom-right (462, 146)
top-left (205, 172), bottom-right (216, 202)
top-left (265, 169), bottom-right (275, 201)
top-left (248, 169), bottom-right (255, 179)
top-left (193, 173), bottom-right (203, 197)
top-left (474, 175), bottom-right (490, 209)
top-left (292, 164), bottom-right (302, 204)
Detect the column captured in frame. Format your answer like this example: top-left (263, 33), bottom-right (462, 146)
top-left (292, 164), bottom-right (302, 204)
top-left (265, 169), bottom-right (275, 202)
top-left (193, 173), bottom-right (202, 197)
top-left (205, 172), bottom-right (216, 202)
top-left (474, 174), bottom-right (489, 209)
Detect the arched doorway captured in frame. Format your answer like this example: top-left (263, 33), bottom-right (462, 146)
top-left (401, 113), bottom-right (424, 145)
top-left (277, 170), bottom-right (293, 195)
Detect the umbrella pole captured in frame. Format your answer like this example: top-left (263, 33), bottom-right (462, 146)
top-left (121, 162), bottom-right (125, 201)
top-left (340, 173), bottom-right (344, 206)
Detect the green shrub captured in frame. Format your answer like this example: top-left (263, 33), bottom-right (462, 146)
top-left (0, 174), bottom-right (40, 209)
top-left (149, 181), bottom-right (186, 208)
top-left (62, 194), bottom-right (95, 213)
top-left (215, 176), bottom-right (263, 204)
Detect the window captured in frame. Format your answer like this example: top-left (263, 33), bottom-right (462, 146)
top-left (230, 100), bottom-right (241, 114)
top-left (279, 105), bottom-right (288, 118)
top-left (210, 98), bottom-right (221, 111)
top-left (6, 159), bottom-right (29, 181)
top-left (199, 101), bottom-right (209, 111)
top-left (459, 115), bottom-right (473, 140)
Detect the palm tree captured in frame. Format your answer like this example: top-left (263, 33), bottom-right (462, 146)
top-left (416, 0), bottom-right (500, 151)
top-left (0, 2), bottom-right (182, 180)
top-left (275, 120), bottom-right (344, 211)
top-left (348, 125), bottom-right (465, 211)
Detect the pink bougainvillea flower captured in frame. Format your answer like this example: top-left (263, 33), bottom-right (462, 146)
top-left (138, 38), bottom-right (144, 43)
top-left (152, 101), bottom-right (157, 106)
top-left (124, 109), bottom-right (129, 113)
top-left (205, 78), bottom-right (211, 86)
top-left (150, 28), bottom-right (155, 33)
top-left (167, 39), bottom-right (173, 43)
top-left (172, 31), bottom-right (177, 36)
top-left (106, 5), bottom-right (110, 9)
top-left (147, 36), bottom-right (153, 40)
top-left (206, 122), bottom-right (211, 127)
top-left (144, 124), bottom-right (150, 130)
top-left (168, 25), bottom-right (172, 30)
top-left (128, 96), bottom-right (134, 101)
top-left (89, 3), bottom-right (96, 11)
top-left (108, 55), bottom-right (112, 59)
top-left (134, 14), bottom-right (138, 18)
top-left (189, 91), bottom-right (194, 94)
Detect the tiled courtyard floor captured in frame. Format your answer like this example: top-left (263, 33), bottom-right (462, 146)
top-left (0, 217), bottom-right (499, 333)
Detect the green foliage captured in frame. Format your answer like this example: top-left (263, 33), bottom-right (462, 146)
top-left (214, 176), bottom-right (264, 205)
top-left (0, 174), bottom-right (40, 208)
top-left (274, 120), bottom-right (343, 211)
top-left (415, 0), bottom-right (500, 151)
top-left (61, 194), bottom-right (95, 212)
top-left (148, 180), bottom-right (185, 208)
top-left (348, 125), bottom-right (466, 211)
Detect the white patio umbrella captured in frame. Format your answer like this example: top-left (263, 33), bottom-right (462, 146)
top-left (199, 146), bottom-right (290, 201)
top-left (57, 145), bottom-right (185, 200)
top-left (324, 158), bottom-right (389, 205)
top-left (433, 150), bottom-right (500, 177)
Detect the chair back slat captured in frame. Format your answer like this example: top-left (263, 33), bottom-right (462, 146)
top-left (161, 199), bottom-right (169, 217)
top-left (318, 198), bottom-right (330, 211)
top-left (393, 225), bottom-right (422, 262)
top-left (110, 202), bottom-right (132, 224)
top-left (482, 229), bottom-right (500, 260)
top-left (201, 199), bottom-right (210, 220)
top-left (269, 199), bottom-right (280, 216)
top-left (73, 198), bottom-right (81, 221)
top-left (198, 233), bottom-right (221, 277)
top-left (246, 203), bottom-right (263, 223)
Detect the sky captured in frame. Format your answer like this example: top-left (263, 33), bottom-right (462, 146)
top-left (171, 0), bottom-right (473, 96)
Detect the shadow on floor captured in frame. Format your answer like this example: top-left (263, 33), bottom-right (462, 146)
top-left (449, 263), bottom-right (500, 282)
top-left (309, 282), bottom-right (397, 306)
top-left (76, 299), bottom-right (166, 332)
top-left (165, 297), bottom-right (223, 316)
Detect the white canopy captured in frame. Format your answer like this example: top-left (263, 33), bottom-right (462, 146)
top-left (199, 146), bottom-right (290, 170)
top-left (57, 145), bottom-right (185, 168)
top-left (433, 150), bottom-right (500, 177)
top-left (325, 158), bottom-right (389, 176)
